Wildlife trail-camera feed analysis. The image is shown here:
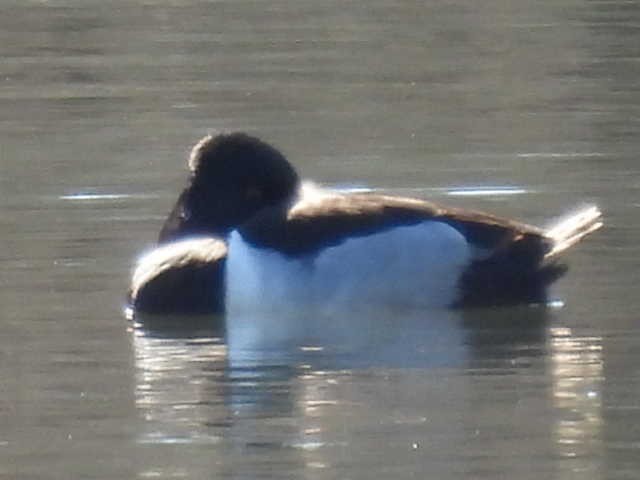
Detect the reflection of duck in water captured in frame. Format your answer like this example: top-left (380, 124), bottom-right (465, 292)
top-left (128, 132), bottom-right (602, 316)
top-left (130, 307), bottom-right (563, 478)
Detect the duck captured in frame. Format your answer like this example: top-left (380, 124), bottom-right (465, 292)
top-left (128, 132), bottom-right (602, 316)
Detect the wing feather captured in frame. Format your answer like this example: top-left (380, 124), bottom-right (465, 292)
top-left (238, 190), bottom-right (551, 256)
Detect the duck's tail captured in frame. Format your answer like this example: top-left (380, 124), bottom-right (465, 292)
top-left (458, 205), bottom-right (602, 307)
top-left (544, 205), bottom-right (603, 260)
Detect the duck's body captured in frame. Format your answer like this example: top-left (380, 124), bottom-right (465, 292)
top-left (128, 133), bottom-right (602, 316)
top-left (227, 212), bottom-right (469, 314)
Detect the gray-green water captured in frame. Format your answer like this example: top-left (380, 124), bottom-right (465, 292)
top-left (2, 1), bottom-right (639, 478)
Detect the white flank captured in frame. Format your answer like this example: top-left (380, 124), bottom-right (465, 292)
top-left (225, 221), bottom-right (471, 315)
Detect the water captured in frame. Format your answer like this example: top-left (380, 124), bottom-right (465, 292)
top-left (2, 1), bottom-right (639, 478)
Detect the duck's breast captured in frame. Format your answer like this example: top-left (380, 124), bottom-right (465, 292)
top-left (225, 220), bottom-right (472, 314)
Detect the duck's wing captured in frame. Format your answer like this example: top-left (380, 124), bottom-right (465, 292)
top-left (128, 237), bottom-right (227, 315)
top-left (239, 192), bottom-right (602, 307)
top-left (238, 190), bottom-right (552, 256)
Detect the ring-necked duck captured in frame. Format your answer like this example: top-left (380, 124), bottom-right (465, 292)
top-left (128, 132), bottom-right (602, 315)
